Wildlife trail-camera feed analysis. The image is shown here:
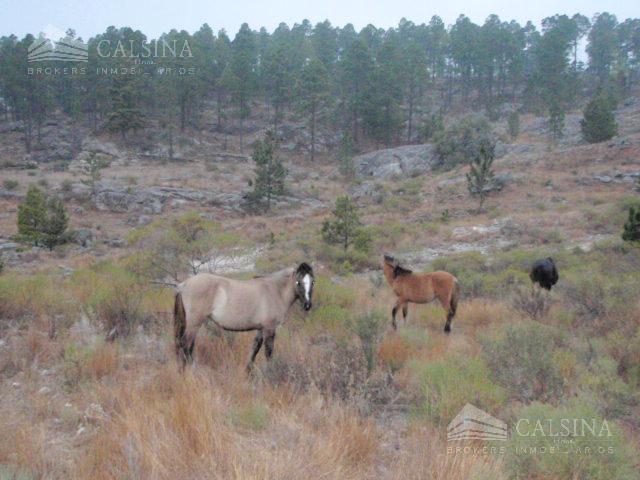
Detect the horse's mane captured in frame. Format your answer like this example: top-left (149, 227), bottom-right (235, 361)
top-left (393, 265), bottom-right (413, 278)
top-left (253, 267), bottom-right (294, 279)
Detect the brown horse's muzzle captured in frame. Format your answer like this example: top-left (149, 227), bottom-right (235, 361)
top-left (303, 301), bottom-right (312, 311)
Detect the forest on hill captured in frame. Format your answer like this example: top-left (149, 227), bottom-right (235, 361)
top-left (1, 13), bottom-right (639, 156)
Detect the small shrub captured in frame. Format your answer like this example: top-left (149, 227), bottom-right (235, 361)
top-left (511, 285), bottom-right (551, 319)
top-left (2, 179), bottom-right (18, 190)
top-left (348, 311), bottom-right (386, 373)
top-left (481, 321), bottom-right (565, 402)
top-left (434, 116), bottom-right (495, 169)
top-left (410, 355), bottom-right (506, 425)
top-left (622, 205), bottom-right (640, 243)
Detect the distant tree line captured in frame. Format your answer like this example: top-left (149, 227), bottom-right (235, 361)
top-left (1, 13), bottom-right (639, 156)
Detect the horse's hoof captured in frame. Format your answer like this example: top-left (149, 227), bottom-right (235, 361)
top-left (444, 327), bottom-right (451, 334)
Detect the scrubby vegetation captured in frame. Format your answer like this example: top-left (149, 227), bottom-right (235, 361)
top-left (1, 228), bottom-right (639, 478)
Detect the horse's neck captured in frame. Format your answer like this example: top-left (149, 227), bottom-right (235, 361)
top-left (272, 271), bottom-right (297, 308)
top-left (383, 263), bottom-right (396, 285)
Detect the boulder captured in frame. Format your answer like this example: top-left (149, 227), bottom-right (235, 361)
top-left (353, 144), bottom-right (437, 180)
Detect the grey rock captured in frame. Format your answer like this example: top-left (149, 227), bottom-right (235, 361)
top-left (0, 242), bottom-right (19, 251)
top-left (353, 144), bottom-right (437, 180)
top-left (73, 228), bottom-right (94, 247)
top-left (0, 120), bottom-right (23, 133)
top-left (137, 215), bottom-right (152, 226)
top-left (594, 175), bottom-right (613, 184)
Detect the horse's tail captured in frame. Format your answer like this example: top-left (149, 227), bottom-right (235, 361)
top-left (450, 279), bottom-right (460, 315)
top-left (173, 292), bottom-right (188, 367)
top-left (445, 278), bottom-right (460, 333)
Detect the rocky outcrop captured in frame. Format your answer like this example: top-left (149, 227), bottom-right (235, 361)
top-left (353, 144), bottom-right (437, 180)
top-left (27, 118), bottom-right (86, 164)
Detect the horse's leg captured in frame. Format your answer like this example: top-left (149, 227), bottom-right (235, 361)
top-left (246, 330), bottom-right (264, 373)
top-left (264, 329), bottom-right (276, 359)
top-left (391, 300), bottom-right (402, 330)
top-left (440, 289), bottom-right (458, 334)
top-left (402, 302), bottom-right (409, 322)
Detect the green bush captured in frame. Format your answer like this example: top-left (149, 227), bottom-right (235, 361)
top-left (481, 321), bottom-right (565, 402)
top-left (17, 186), bottom-right (69, 250)
top-left (434, 116), bottom-right (495, 169)
top-left (71, 263), bottom-right (148, 337)
top-left (347, 311), bottom-right (386, 372)
top-left (576, 354), bottom-right (639, 419)
top-left (507, 401), bottom-right (636, 480)
top-left (622, 205), bottom-right (640, 243)
top-left (410, 355), bottom-right (506, 425)
top-left (2, 179), bottom-right (18, 190)
top-left (581, 93), bottom-right (618, 143)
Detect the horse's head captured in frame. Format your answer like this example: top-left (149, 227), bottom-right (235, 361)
top-left (383, 253), bottom-right (398, 267)
top-left (294, 262), bottom-right (314, 311)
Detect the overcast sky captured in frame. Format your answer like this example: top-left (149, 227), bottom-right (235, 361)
top-left (0, 0), bottom-right (637, 40)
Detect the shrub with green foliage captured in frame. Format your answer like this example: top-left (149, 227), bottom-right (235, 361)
top-left (434, 116), bottom-right (495, 169)
top-left (128, 211), bottom-right (243, 282)
top-left (348, 311), bottom-right (386, 373)
top-left (321, 196), bottom-right (371, 253)
top-left (410, 355), bottom-right (506, 425)
top-left (481, 321), bottom-right (566, 402)
top-left (466, 139), bottom-right (497, 210)
top-left (581, 93), bottom-right (618, 143)
top-left (2, 179), bottom-right (18, 190)
top-left (17, 185), bottom-right (69, 250)
top-left (622, 205), bottom-right (640, 243)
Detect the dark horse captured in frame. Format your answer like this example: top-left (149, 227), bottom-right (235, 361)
top-left (530, 257), bottom-right (559, 290)
top-left (174, 263), bottom-right (314, 371)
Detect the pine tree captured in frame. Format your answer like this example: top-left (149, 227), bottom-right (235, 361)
top-left (580, 93), bottom-right (618, 143)
top-left (41, 197), bottom-right (69, 250)
top-left (337, 134), bottom-right (356, 180)
top-left (548, 103), bottom-right (565, 140)
top-left (508, 111), bottom-right (520, 140)
top-left (17, 185), bottom-right (47, 246)
top-left (321, 195), bottom-right (363, 251)
top-left (106, 75), bottom-right (145, 140)
top-left (81, 152), bottom-right (110, 198)
top-left (245, 131), bottom-right (286, 212)
top-left (622, 206), bottom-right (640, 243)
top-left (466, 140), bottom-right (496, 210)
top-left (17, 186), bottom-right (69, 249)
top-left (297, 58), bottom-right (331, 161)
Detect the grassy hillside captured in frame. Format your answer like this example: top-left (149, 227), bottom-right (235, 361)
top-left (0, 94), bottom-right (639, 478)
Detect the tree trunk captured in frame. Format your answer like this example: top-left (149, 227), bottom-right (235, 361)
top-left (310, 105), bottom-right (316, 162)
top-left (407, 94), bottom-right (414, 143)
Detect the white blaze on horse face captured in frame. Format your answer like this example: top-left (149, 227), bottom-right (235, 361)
top-left (303, 274), bottom-right (311, 301)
